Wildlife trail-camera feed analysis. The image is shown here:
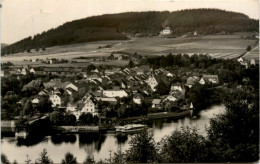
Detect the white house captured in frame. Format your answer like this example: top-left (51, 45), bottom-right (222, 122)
top-left (160, 27), bottom-right (172, 35)
top-left (65, 83), bottom-right (78, 92)
top-left (31, 98), bottom-right (40, 104)
top-left (152, 99), bottom-right (162, 109)
top-left (81, 95), bottom-right (98, 116)
top-left (21, 68), bottom-right (30, 75)
top-left (133, 94), bottom-right (143, 105)
top-left (199, 75), bottom-right (219, 85)
top-left (145, 76), bottom-right (158, 92)
top-left (199, 78), bottom-right (206, 85)
top-left (50, 93), bottom-right (63, 107)
top-left (102, 90), bottom-right (128, 98)
top-left (30, 68), bottom-right (36, 74)
top-left (237, 57), bottom-right (244, 63)
top-left (250, 59), bottom-right (256, 66)
top-left (170, 84), bottom-right (183, 93)
top-left (66, 103), bottom-right (81, 120)
top-left (163, 95), bottom-right (177, 102)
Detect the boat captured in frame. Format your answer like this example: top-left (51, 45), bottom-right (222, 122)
top-left (15, 131), bottom-right (28, 138)
top-left (115, 124), bottom-right (147, 133)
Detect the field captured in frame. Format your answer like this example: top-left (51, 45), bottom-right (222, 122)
top-left (2, 32), bottom-right (257, 66)
top-left (243, 45), bottom-right (259, 60)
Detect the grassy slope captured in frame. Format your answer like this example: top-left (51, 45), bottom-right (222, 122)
top-left (2, 33), bottom-right (257, 66)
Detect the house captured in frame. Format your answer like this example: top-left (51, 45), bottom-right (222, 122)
top-left (170, 83), bottom-right (183, 93)
top-left (199, 75), bottom-right (219, 85)
top-left (49, 58), bottom-right (58, 64)
top-left (30, 68), bottom-right (43, 75)
top-left (86, 74), bottom-right (102, 82)
top-left (44, 79), bottom-right (70, 89)
top-left (21, 68), bottom-right (30, 75)
top-left (22, 80), bottom-right (45, 91)
top-left (66, 102), bottom-right (81, 119)
top-left (49, 93), bottom-right (64, 107)
top-left (250, 59), bottom-right (256, 66)
top-left (133, 93), bottom-right (144, 104)
top-left (160, 27), bottom-right (172, 35)
top-left (1, 70), bottom-right (10, 77)
top-left (80, 95), bottom-right (98, 116)
top-left (31, 97), bottom-right (40, 104)
top-left (145, 75), bottom-right (168, 92)
top-left (240, 61), bottom-right (249, 69)
top-left (65, 82), bottom-right (86, 96)
top-left (95, 97), bottom-right (117, 105)
top-left (102, 90), bottom-right (128, 98)
top-left (152, 99), bottom-right (162, 109)
top-left (38, 90), bottom-right (48, 96)
top-left (186, 76), bottom-right (200, 88)
top-left (145, 76), bottom-right (158, 91)
top-left (237, 57), bottom-right (244, 63)
top-left (163, 95), bottom-right (177, 102)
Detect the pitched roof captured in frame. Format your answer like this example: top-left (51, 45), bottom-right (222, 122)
top-left (186, 76), bottom-right (199, 85)
top-left (23, 80), bottom-right (43, 89)
top-left (152, 99), bottom-right (161, 104)
top-left (202, 75), bottom-right (219, 83)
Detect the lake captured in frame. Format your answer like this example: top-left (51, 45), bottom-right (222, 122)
top-left (1, 104), bottom-right (225, 163)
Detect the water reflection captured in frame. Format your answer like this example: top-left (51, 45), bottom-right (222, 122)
top-left (115, 133), bottom-right (128, 144)
top-left (51, 134), bottom-right (77, 145)
top-left (79, 133), bottom-right (106, 154)
top-left (16, 134), bottom-right (47, 147)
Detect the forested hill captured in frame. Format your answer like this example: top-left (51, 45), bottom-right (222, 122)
top-left (2, 9), bottom-right (258, 55)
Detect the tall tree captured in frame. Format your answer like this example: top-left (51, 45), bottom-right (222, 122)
top-left (128, 59), bottom-right (134, 68)
top-left (207, 88), bottom-right (259, 162)
top-left (126, 130), bottom-right (158, 163)
top-left (159, 127), bottom-right (211, 162)
top-left (35, 149), bottom-right (53, 164)
top-left (61, 152), bottom-right (77, 164)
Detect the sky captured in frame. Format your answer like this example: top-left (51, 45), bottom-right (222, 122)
top-left (0, 0), bottom-right (259, 44)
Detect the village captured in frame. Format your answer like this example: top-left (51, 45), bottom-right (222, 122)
top-left (1, 52), bottom-right (228, 133)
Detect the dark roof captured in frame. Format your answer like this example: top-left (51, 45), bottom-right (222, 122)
top-left (154, 75), bottom-right (169, 84)
top-left (23, 80), bottom-right (44, 90)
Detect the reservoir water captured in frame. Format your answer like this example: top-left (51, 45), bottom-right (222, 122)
top-left (1, 104), bottom-right (225, 163)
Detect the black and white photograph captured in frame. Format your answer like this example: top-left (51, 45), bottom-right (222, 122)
top-left (0, 0), bottom-right (259, 163)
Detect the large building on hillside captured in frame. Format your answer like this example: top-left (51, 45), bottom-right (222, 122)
top-left (160, 27), bottom-right (172, 35)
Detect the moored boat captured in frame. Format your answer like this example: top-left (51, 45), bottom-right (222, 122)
top-left (115, 124), bottom-right (147, 133)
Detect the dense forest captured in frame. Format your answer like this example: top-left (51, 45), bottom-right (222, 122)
top-left (2, 9), bottom-right (259, 55)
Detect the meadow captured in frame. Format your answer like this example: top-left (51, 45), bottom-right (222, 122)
top-left (2, 32), bottom-right (257, 66)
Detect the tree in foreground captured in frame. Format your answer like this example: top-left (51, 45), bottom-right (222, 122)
top-left (207, 87), bottom-right (259, 162)
top-left (61, 152), bottom-right (77, 164)
top-left (126, 130), bottom-right (158, 163)
top-left (159, 127), bottom-right (211, 163)
top-left (112, 144), bottom-right (126, 163)
top-left (35, 149), bottom-right (53, 164)
top-left (83, 155), bottom-right (95, 164)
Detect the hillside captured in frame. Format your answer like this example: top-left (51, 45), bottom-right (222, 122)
top-left (1, 44), bottom-right (8, 48)
top-left (2, 9), bottom-right (258, 56)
